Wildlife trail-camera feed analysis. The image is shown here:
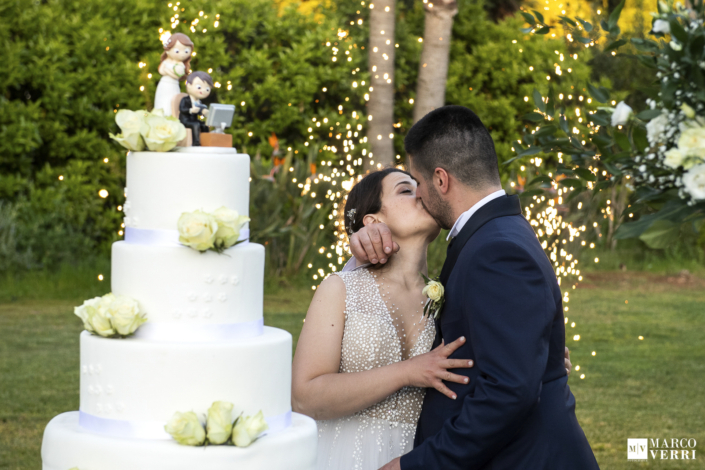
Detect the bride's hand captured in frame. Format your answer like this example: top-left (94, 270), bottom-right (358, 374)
top-left (403, 336), bottom-right (474, 400)
top-left (349, 222), bottom-right (399, 265)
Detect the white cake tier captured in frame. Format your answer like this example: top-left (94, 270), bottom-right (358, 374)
top-left (123, 148), bottom-right (250, 231)
top-left (111, 241), bottom-right (264, 340)
top-left (79, 327), bottom-right (291, 439)
top-left (42, 411), bottom-right (317, 470)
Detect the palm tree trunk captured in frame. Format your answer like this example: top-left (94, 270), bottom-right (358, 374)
top-left (413, 0), bottom-right (458, 124)
top-left (367, 0), bottom-right (396, 168)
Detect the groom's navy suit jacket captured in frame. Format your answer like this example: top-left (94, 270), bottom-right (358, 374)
top-left (400, 195), bottom-right (599, 470)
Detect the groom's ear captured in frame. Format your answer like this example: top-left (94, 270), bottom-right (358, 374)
top-left (434, 167), bottom-right (451, 195)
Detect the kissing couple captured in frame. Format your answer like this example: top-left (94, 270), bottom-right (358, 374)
top-left (292, 105), bottom-right (600, 470)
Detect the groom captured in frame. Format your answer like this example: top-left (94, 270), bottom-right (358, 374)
top-left (349, 106), bottom-right (599, 470)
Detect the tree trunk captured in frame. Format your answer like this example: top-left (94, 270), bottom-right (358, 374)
top-left (413, 0), bottom-right (458, 124)
top-left (367, 0), bottom-right (396, 168)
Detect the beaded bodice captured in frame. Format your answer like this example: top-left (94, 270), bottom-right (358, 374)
top-left (334, 268), bottom-right (436, 425)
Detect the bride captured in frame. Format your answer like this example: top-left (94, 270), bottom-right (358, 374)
top-left (292, 168), bottom-right (571, 470)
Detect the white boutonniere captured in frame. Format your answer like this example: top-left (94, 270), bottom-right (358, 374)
top-left (421, 273), bottom-right (445, 320)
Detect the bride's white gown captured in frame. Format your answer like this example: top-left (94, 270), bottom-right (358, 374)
top-left (316, 268), bottom-right (436, 470)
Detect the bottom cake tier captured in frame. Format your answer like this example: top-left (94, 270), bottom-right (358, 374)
top-left (42, 411), bottom-right (318, 470)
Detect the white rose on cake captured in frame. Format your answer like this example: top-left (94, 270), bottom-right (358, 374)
top-left (206, 401), bottom-right (234, 445)
top-left (143, 111), bottom-right (187, 152)
top-left (75, 293), bottom-right (147, 338)
top-left (231, 410), bottom-right (268, 447)
top-left (212, 206), bottom-right (250, 249)
top-left (86, 295), bottom-right (116, 338)
top-left (108, 295), bottom-right (147, 336)
top-left (74, 296), bottom-right (104, 332)
top-left (178, 210), bottom-right (219, 252)
top-left (165, 411), bottom-right (206, 446)
top-left (109, 110), bottom-right (149, 151)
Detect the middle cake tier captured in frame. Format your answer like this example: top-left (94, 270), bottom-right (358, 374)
top-left (79, 327), bottom-right (292, 439)
top-left (111, 241), bottom-right (264, 341)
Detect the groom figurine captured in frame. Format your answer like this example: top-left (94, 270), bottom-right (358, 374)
top-left (179, 71), bottom-right (212, 146)
top-left (350, 106), bottom-right (599, 470)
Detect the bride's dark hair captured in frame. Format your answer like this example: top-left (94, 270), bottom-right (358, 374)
top-left (343, 168), bottom-right (411, 237)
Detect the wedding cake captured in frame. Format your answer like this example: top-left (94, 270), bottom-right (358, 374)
top-left (41, 147), bottom-right (318, 470)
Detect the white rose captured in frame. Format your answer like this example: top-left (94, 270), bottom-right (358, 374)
top-left (231, 411), bottom-right (268, 447)
top-left (677, 126), bottom-right (705, 164)
top-left (212, 206), bottom-right (250, 249)
top-left (681, 103), bottom-right (696, 119)
top-left (108, 295), bottom-right (147, 336)
top-left (86, 295), bottom-right (116, 337)
top-left (143, 113), bottom-right (187, 152)
top-left (646, 113), bottom-right (668, 143)
top-left (422, 280), bottom-right (444, 302)
top-left (178, 210), bottom-right (218, 252)
top-left (664, 148), bottom-right (685, 169)
top-left (165, 411), bottom-right (206, 446)
top-left (683, 164), bottom-right (705, 200)
top-left (74, 296), bottom-right (104, 332)
top-left (206, 401), bottom-right (234, 445)
top-left (611, 102), bottom-right (633, 127)
top-left (652, 19), bottom-right (670, 34)
top-left (109, 110), bottom-right (149, 151)
top-left (670, 40), bottom-right (683, 51)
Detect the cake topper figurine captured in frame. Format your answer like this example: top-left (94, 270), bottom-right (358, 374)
top-left (179, 71), bottom-right (212, 146)
top-left (154, 33), bottom-right (194, 116)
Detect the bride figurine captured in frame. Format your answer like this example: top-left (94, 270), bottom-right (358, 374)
top-left (154, 33), bottom-right (194, 116)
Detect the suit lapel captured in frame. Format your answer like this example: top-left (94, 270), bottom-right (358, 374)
top-left (433, 195), bottom-right (522, 345)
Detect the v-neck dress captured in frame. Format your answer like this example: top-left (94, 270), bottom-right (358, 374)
top-left (315, 268), bottom-right (436, 470)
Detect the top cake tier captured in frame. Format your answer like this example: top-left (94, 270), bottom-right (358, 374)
top-left (123, 148), bottom-right (250, 231)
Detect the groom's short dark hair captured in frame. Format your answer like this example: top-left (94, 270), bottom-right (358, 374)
top-left (404, 105), bottom-right (501, 188)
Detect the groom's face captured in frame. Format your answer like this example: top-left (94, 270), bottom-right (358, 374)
top-left (408, 155), bottom-right (455, 230)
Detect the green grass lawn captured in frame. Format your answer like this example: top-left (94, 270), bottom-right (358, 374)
top-left (1, 271), bottom-right (703, 469)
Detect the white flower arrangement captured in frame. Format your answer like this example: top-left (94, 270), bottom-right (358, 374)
top-left (165, 401), bottom-right (268, 447)
top-left (626, 4), bottom-right (705, 205)
top-left (74, 293), bottom-right (147, 338)
top-left (109, 108), bottom-right (186, 152)
top-left (177, 207), bottom-right (250, 253)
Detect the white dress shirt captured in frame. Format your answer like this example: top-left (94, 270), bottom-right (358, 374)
top-left (446, 189), bottom-right (506, 241)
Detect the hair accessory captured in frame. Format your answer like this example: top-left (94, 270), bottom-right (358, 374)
top-left (346, 208), bottom-right (357, 234)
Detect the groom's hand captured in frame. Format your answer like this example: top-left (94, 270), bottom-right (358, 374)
top-left (378, 457), bottom-right (401, 470)
top-left (565, 346), bottom-right (572, 376)
top-left (349, 222), bottom-right (399, 265)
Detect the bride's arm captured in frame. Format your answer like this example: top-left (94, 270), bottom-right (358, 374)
top-left (292, 276), bottom-right (472, 421)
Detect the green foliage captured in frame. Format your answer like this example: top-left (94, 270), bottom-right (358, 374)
top-left (0, 0), bottom-right (365, 271)
top-left (249, 145), bottom-right (337, 278)
top-left (515, 1), bottom-right (705, 248)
